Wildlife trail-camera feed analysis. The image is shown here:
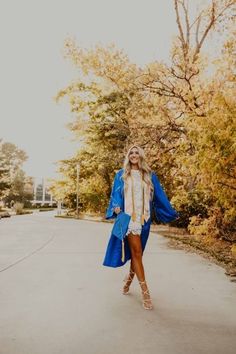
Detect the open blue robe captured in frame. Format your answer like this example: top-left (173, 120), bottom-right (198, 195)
top-left (103, 168), bottom-right (179, 267)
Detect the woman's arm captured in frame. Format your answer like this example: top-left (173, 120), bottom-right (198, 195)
top-left (151, 172), bottom-right (179, 223)
top-left (105, 172), bottom-right (123, 220)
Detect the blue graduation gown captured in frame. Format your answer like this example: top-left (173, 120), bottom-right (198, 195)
top-left (103, 168), bottom-right (179, 267)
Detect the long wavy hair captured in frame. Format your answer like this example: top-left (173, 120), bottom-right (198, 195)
top-left (122, 144), bottom-right (154, 200)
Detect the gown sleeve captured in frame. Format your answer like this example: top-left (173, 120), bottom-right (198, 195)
top-left (151, 172), bottom-right (179, 223)
top-left (105, 172), bottom-right (123, 220)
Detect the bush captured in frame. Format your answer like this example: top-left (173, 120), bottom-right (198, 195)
top-left (13, 202), bottom-right (24, 215)
top-left (188, 207), bottom-right (236, 242)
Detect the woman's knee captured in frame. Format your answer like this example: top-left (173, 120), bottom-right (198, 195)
top-left (130, 247), bottom-right (143, 259)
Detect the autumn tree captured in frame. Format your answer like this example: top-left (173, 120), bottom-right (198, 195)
top-left (53, 0), bottom-right (235, 238)
top-left (0, 140), bottom-right (28, 203)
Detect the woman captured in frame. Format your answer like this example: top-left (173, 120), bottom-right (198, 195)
top-left (103, 144), bottom-right (179, 310)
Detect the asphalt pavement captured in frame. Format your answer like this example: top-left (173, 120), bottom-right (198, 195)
top-left (0, 211), bottom-right (235, 354)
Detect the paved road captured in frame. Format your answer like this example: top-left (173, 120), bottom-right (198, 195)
top-left (0, 212), bottom-right (236, 354)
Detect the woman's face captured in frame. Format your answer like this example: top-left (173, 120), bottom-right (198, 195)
top-left (129, 147), bottom-right (140, 165)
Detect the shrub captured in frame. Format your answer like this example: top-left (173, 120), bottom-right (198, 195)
top-left (13, 202), bottom-right (24, 215)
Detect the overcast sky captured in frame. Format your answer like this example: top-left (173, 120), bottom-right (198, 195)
top-left (0, 0), bottom-right (213, 179)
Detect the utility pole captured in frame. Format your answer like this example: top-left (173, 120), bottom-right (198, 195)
top-left (76, 163), bottom-right (80, 217)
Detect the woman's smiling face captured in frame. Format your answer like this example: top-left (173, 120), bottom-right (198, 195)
top-left (129, 147), bottom-right (140, 164)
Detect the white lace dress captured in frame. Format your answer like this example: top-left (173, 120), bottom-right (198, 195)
top-left (125, 169), bottom-right (143, 236)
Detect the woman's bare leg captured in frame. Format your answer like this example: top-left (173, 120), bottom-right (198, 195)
top-left (126, 232), bottom-right (153, 309)
top-left (130, 259), bottom-right (135, 274)
top-left (123, 258), bottom-right (135, 294)
top-left (127, 232), bottom-right (145, 281)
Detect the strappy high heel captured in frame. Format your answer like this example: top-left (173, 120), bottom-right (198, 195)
top-left (122, 269), bottom-right (135, 295)
top-left (139, 280), bottom-right (153, 310)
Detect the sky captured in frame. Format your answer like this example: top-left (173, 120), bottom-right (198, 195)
top-left (0, 0), bottom-right (217, 179)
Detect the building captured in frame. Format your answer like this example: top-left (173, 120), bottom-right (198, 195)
top-left (32, 177), bottom-right (56, 206)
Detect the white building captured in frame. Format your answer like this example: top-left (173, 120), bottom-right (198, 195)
top-left (32, 177), bottom-right (56, 206)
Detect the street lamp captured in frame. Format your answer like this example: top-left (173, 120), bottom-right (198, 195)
top-left (76, 163), bottom-right (80, 217)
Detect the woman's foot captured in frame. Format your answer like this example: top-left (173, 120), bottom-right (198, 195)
top-left (122, 269), bottom-right (135, 295)
top-left (139, 280), bottom-right (153, 310)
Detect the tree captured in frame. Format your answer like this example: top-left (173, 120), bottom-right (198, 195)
top-left (53, 0), bottom-right (235, 240)
top-left (0, 140), bottom-right (30, 205)
top-left (4, 170), bottom-right (34, 206)
top-left (0, 140), bottom-right (27, 199)
top-left (140, 0), bottom-right (235, 116)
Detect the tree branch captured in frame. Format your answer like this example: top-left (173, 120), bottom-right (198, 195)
top-left (174, 0), bottom-right (187, 58)
top-left (217, 181), bottom-right (236, 190)
top-left (193, 1), bottom-right (216, 62)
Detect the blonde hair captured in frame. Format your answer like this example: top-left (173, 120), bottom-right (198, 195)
top-left (122, 144), bottom-right (154, 200)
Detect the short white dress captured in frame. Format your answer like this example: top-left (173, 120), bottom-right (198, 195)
top-left (125, 169), bottom-right (143, 236)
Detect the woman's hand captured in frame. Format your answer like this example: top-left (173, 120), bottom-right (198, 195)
top-left (114, 207), bottom-right (121, 214)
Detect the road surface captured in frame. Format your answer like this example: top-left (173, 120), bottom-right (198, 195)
top-left (0, 211), bottom-right (236, 354)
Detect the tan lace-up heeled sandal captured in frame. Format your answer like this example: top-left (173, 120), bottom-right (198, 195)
top-left (122, 269), bottom-right (135, 295)
top-left (139, 280), bottom-right (153, 310)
